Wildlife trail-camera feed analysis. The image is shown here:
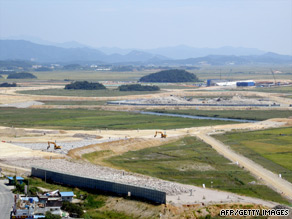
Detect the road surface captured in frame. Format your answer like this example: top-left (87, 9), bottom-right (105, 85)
top-left (0, 180), bottom-right (13, 219)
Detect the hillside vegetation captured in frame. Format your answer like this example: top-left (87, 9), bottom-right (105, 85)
top-left (139, 69), bottom-right (199, 83)
top-left (65, 81), bottom-right (106, 90)
top-left (0, 82), bottom-right (17, 87)
top-left (118, 84), bottom-right (160, 91)
top-left (7, 72), bottom-right (37, 79)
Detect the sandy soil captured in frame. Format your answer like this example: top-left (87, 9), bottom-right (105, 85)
top-left (0, 142), bottom-right (63, 160)
top-left (1, 84), bottom-right (292, 207)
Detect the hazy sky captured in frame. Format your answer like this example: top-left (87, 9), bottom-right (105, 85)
top-left (0, 0), bottom-right (291, 54)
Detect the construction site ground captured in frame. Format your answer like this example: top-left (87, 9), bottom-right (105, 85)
top-left (1, 82), bottom-right (292, 216)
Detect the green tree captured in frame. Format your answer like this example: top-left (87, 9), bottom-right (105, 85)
top-left (45, 211), bottom-right (61, 219)
top-left (61, 201), bottom-right (84, 217)
top-left (139, 69), bottom-right (199, 83)
top-left (65, 81), bottom-right (106, 90)
top-left (7, 72), bottom-right (37, 79)
top-left (118, 84), bottom-right (160, 91)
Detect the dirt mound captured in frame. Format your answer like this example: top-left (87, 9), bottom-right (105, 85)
top-left (72, 133), bottom-right (102, 139)
top-left (68, 137), bottom-right (179, 163)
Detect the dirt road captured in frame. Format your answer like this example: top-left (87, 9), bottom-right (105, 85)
top-left (196, 132), bottom-right (292, 200)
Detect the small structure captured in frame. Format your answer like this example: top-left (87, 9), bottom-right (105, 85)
top-left (236, 81), bottom-right (255, 87)
top-left (59, 191), bottom-right (74, 202)
top-left (207, 79), bottom-right (228, 86)
top-left (7, 176), bottom-right (24, 185)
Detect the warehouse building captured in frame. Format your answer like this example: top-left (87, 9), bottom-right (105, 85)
top-left (236, 81), bottom-right (255, 86)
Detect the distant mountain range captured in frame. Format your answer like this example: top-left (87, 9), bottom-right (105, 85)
top-left (0, 40), bottom-right (168, 63)
top-left (0, 40), bottom-right (291, 65)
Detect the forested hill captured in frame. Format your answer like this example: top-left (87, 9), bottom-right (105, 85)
top-left (139, 69), bottom-right (199, 83)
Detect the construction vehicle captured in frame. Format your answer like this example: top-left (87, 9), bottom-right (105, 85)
top-left (154, 131), bottom-right (167, 138)
top-left (47, 141), bottom-right (62, 150)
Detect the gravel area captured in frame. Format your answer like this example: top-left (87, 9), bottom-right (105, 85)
top-left (11, 138), bottom-right (119, 154)
top-left (6, 159), bottom-right (188, 195)
top-left (0, 101), bottom-right (44, 108)
top-left (110, 95), bottom-right (277, 106)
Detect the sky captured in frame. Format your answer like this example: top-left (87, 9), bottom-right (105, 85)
top-left (0, 0), bottom-right (291, 55)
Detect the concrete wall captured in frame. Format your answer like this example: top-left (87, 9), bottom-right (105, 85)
top-left (31, 167), bottom-right (166, 204)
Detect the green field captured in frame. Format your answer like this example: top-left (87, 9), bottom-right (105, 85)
top-left (1, 65), bottom-right (291, 83)
top-left (0, 108), bottom-right (234, 130)
top-left (215, 127), bottom-right (292, 183)
top-left (103, 137), bottom-right (289, 203)
top-left (152, 109), bottom-right (292, 121)
top-left (18, 88), bottom-right (160, 97)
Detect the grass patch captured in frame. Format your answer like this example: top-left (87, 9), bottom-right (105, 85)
top-left (84, 210), bottom-right (136, 219)
top-left (215, 127), bottom-right (292, 183)
top-left (105, 137), bottom-right (289, 204)
top-left (152, 109), bottom-right (292, 121)
top-left (0, 108), bottom-right (234, 130)
top-left (83, 150), bottom-right (114, 163)
top-left (235, 86), bottom-right (292, 94)
top-left (18, 88), bottom-right (160, 97)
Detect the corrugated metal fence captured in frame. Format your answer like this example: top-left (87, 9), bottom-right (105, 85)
top-left (31, 167), bottom-right (166, 204)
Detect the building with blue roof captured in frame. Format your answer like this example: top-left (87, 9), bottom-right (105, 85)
top-left (59, 191), bottom-right (74, 202)
top-left (7, 176), bottom-right (24, 185)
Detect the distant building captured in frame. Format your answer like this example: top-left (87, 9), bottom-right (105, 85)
top-left (59, 191), bottom-right (74, 202)
top-left (206, 79), bottom-right (228, 86)
top-left (207, 79), bottom-right (255, 87)
top-left (236, 81), bottom-right (255, 87)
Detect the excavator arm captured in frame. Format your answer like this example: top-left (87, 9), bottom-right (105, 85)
top-left (47, 141), bottom-right (62, 150)
top-left (154, 131), bottom-right (167, 138)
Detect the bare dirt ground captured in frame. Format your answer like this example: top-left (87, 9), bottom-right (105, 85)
top-left (1, 84), bottom-right (292, 208)
top-left (1, 85), bottom-right (292, 110)
top-left (1, 118), bottom-right (290, 204)
top-left (0, 142), bottom-right (63, 160)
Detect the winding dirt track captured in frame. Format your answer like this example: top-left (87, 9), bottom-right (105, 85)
top-left (196, 132), bottom-right (292, 200)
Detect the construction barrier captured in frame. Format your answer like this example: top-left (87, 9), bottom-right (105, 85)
top-left (31, 167), bottom-right (166, 204)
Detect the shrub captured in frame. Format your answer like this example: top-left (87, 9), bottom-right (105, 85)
top-left (7, 72), bottom-right (37, 79)
top-left (118, 84), bottom-right (160, 91)
top-left (61, 201), bottom-right (84, 217)
top-left (45, 211), bottom-right (61, 219)
top-left (0, 82), bottom-right (17, 87)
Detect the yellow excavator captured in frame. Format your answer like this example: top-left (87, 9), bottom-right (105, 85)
top-left (154, 131), bottom-right (167, 138)
top-left (47, 141), bottom-right (62, 150)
